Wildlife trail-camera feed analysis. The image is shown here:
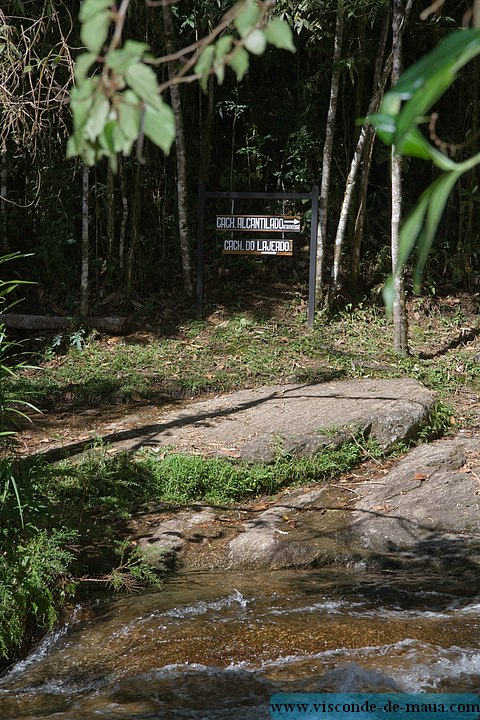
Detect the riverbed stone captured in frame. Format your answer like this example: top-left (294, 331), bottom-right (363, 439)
top-left (227, 433), bottom-right (480, 571)
top-left (345, 434), bottom-right (480, 571)
top-left (134, 431), bottom-right (480, 572)
top-left (227, 485), bottom-right (354, 570)
top-left (138, 434), bottom-right (480, 573)
top-left (122, 378), bottom-right (436, 460)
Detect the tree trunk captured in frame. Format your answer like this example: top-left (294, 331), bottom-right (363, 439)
top-left (126, 162), bottom-right (143, 297)
top-left (1, 314), bottom-right (127, 333)
top-left (198, 75), bottom-right (215, 187)
top-left (391, 0), bottom-right (411, 354)
top-left (349, 5), bottom-right (391, 297)
top-left (106, 163), bottom-right (115, 259)
top-left (391, 150), bottom-right (408, 353)
top-left (118, 154), bottom-right (128, 277)
top-left (80, 164), bottom-right (89, 318)
top-left (327, 53), bottom-right (392, 308)
top-left (315, 6), bottom-right (344, 305)
top-left (163, 2), bottom-right (193, 299)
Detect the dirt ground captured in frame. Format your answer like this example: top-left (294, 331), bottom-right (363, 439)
top-left (11, 292), bottom-right (480, 459)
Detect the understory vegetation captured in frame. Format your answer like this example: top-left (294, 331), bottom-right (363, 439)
top-left (9, 291), bottom-right (480, 410)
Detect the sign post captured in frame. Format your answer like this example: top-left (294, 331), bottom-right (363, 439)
top-left (196, 186), bottom-right (319, 328)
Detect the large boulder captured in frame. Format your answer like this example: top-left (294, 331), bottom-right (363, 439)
top-left (346, 434), bottom-right (480, 571)
top-left (127, 378), bottom-right (436, 460)
top-left (228, 434), bottom-right (480, 572)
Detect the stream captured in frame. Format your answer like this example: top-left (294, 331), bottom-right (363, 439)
top-left (1, 567), bottom-right (480, 719)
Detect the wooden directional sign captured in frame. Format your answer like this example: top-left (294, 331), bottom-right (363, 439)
top-left (216, 215), bottom-right (301, 233)
top-left (222, 238), bottom-right (293, 256)
top-left (197, 186), bottom-right (319, 328)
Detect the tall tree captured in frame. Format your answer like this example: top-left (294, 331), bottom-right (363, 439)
top-left (328, 43), bottom-right (393, 307)
top-left (349, 4), bottom-right (391, 298)
top-left (390, 0), bottom-right (411, 354)
top-left (315, 4), bottom-right (344, 305)
top-left (163, 2), bottom-right (194, 299)
top-left (80, 165), bottom-right (89, 318)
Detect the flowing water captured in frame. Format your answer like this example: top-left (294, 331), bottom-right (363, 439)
top-left (1, 567), bottom-right (480, 719)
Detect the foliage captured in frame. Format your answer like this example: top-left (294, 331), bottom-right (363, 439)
top-left (47, 434), bottom-right (377, 512)
top-left (0, 254), bottom-right (159, 661)
top-left (0, 253), bottom-right (37, 502)
top-left (0, 254), bottom-right (76, 659)
top-left (103, 540), bottom-right (162, 592)
top-left (368, 28), bottom-right (480, 305)
top-left (0, 3), bottom-right (73, 152)
top-left (416, 400), bottom-right (454, 442)
top-left (0, 528), bottom-right (75, 658)
top-left (69, 0), bottom-right (295, 168)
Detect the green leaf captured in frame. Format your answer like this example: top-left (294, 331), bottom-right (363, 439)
top-left (106, 40), bottom-right (150, 73)
top-left (143, 101), bottom-right (176, 155)
top-left (123, 39), bottom-right (150, 57)
top-left (396, 186), bottom-right (431, 270)
top-left (79, 0), bottom-right (112, 23)
top-left (412, 170), bottom-right (462, 290)
top-left (227, 47), bottom-right (249, 81)
top-left (74, 52), bottom-right (96, 86)
top-left (214, 61), bottom-right (225, 85)
top-left (366, 111), bottom-right (397, 145)
top-left (381, 276), bottom-right (394, 311)
top-left (397, 128), bottom-right (459, 170)
top-left (70, 79), bottom-right (95, 142)
top-left (234, 0), bottom-right (261, 38)
top-left (395, 71), bottom-right (454, 149)
top-left (265, 17), bottom-right (296, 52)
top-left (117, 90), bottom-right (141, 141)
top-left (244, 29), bottom-right (266, 56)
top-left (383, 169), bottom-right (464, 309)
top-left (99, 120), bottom-right (127, 154)
top-left (98, 123), bottom-right (121, 170)
top-left (194, 45), bottom-right (215, 90)
top-left (84, 93), bottom-right (110, 141)
top-left (370, 30), bottom-right (480, 168)
top-left (215, 35), bottom-right (233, 61)
top-left (125, 62), bottom-right (162, 111)
top-left (81, 11), bottom-right (110, 55)
top-left (393, 29), bottom-right (480, 100)
top-left (66, 135), bottom-right (79, 159)
top-left (396, 127), bottom-right (437, 162)
top-left (81, 143), bottom-right (97, 167)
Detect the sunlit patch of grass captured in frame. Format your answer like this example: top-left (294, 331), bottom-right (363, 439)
top-left (6, 296), bottom-right (480, 428)
top-left (10, 314), bottom-right (337, 405)
top-left (44, 435), bottom-right (380, 513)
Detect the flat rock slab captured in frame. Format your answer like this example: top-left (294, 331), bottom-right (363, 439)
top-left (119, 378), bottom-right (435, 460)
top-left (134, 433), bottom-right (480, 574)
top-left (346, 434), bottom-right (480, 571)
top-left (227, 434), bottom-right (480, 572)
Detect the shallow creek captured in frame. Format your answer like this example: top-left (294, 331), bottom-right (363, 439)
top-left (1, 568), bottom-right (480, 719)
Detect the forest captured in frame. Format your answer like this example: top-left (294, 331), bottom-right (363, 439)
top-left (1, 0), bottom-right (479, 330)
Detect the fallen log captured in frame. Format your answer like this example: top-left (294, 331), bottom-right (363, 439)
top-left (0, 314), bottom-right (128, 334)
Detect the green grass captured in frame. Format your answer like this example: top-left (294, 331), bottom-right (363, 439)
top-left (9, 299), bottom-right (480, 416)
top-left (45, 435), bottom-right (380, 515)
top-left (10, 313), bottom-right (343, 406)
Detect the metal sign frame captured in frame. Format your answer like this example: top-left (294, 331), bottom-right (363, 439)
top-left (196, 185), bottom-right (319, 329)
